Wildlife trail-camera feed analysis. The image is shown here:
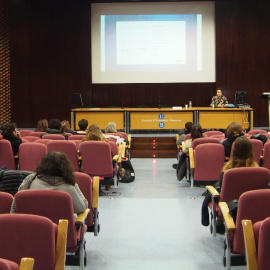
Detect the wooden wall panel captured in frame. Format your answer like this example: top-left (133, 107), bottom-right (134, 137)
top-left (8, 0), bottom-right (270, 128)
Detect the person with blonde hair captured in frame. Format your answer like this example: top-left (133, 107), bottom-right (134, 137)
top-left (61, 120), bottom-right (76, 134)
top-left (35, 119), bottom-right (48, 132)
top-left (222, 122), bottom-right (244, 157)
top-left (201, 136), bottom-right (258, 227)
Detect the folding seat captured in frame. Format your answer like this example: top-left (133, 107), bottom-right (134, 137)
top-left (14, 190), bottom-right (89, 269)
top-left (28, 131), bottom-right (44, 138)
top-left (242, 217), bottom-right (270, 270)
top-left (75, 172), bottom-right (100, 235)
top-left (262, 141), bottom-right (270, 170)
top-left (204, 130), bottom-right (224, 137)
top-left (69, 139), bottom-right (80, 150)
top-left (108, 140), bottom-right (119, 157)
top-left (20, 136), bottom-right (39, 142)
top-left (191, 137), bottom-right (220, 149)
top-left (68, 134), bottom-right (85, 140)
top-left (0, 134), bottom-right (3, 139)
top-left (47, 140), bottom-right (80, 172)
top-left (189, 143), bottom-right (224, 188)
top-left (220, 189), bottom-right (270, 269)
top-left (0, 191), bottom-right (14, 213)
top-left (18, 142), bottom-right (47, 171)
top-left (0, 213), bottom-right (68, 270)
top-left (0, 140), bottom-right (16, 170)
top-left (80, 141), bottom-right (120, 189)
top-left (247, 129), bottom-right (267, 136)
top-left (206, 167), bottom-right (270, 237)
top-left (0, 257), bottom-right (34, 270)
top-left (42, 134), bottom-right (65, 140)
top-left (19, 130), bottom-right (33, 137)
top-left (249, 139), bottom-right (263, 164)
top-left (34, 138), bottom-right (51, 146)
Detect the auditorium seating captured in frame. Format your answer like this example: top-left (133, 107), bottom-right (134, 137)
top-left (0, 140), bottom-right (16, 170)
top-left (206, 167), bottom-right (270, 237)
top-left (0, 213), bottom-right (68, 270)
top-left (19, 130), bottom-right (33, 137)
top-left (14, 190), bottom-right (89, 268)
top-left (220, 189), bottom-right (270, 269)
top-left (0, 257), bottom-right (34, 270)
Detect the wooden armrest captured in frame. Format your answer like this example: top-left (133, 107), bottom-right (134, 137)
top-left (176, 134), bottom-right (179, 140)
top-left (241, 219), bottom-right (258, 270)
top-left (55, 219), bottom-right (68, 270)
top-left (127, 134), bottom-right (131, 149)
top-left (20, 258), bottom-right (34, 270)
top-left (113, 155), bottom-right (120, 161)
top-left (76, 208), bottom-right (90, 224)
top-left (206, 185), bottom-right (220, 198)
top-left (189, 148), bottom-right (194, 169)
top-left (219, 202), bottom-right (236, 230)
top-left (14, 154), bottom-right (19, 159)
top-left (92, 176), bottom-right (99, 209)
top-left (121, 142), bottom-right (126, 158)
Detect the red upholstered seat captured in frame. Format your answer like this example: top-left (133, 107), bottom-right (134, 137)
top-left (47, 140), bottom-right (80, 172)
top-left (247, 129), bottom-right (267, 136)
top-left (20, 136), bottom-right (39, 142)
top-left (262, 141), bottom-right (270, 170)
top-left (19, 130), bottom-right (33, 137)
top-left (0, 213), bottom-right (67, 270)
top-left (68, 134), bottom-right (85, 140)
top-left (0, 140), bottom-right (16, 170)
top-left (42, 134), bottom-right (65, 140)
top-left (204, 130), bottom-right (224, 137)
top-left (28, 132), bottom-right (44, 138)
top-left (192, 137), bottom-right (220, 149)
top-left (249, 139), bottom-right (263, 164)
top-left (18, 142), bottom-right (47, 171)
top-left (0, 191), bottom-right (14, 214)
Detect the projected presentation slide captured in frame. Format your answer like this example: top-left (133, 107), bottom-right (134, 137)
top-left (91, 2), bottom-right (215, 83)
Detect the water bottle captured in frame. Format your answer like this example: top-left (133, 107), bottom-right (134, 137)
top-left (189, 101), bottom-right (192, 108)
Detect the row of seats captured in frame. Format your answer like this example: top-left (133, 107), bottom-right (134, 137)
top-left (0, 171), bottom-right (99, 269)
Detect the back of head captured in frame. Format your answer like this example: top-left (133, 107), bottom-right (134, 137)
top-left (185, 122), bottom-right (193, 133)
top-left (1, 123), bottom-right (17, 139)
top-left (36, 151), bottom-right (75, 185)
top-left (61, 120), bottom-right (71, 132)
top-left (36, 119), bottom-right (48, 132)
top-left (226, 122), bottom-right (243, 138)
top-left (191, 124), bottom-right (203, 140)
top-left (48, 119), bottom-right (61, 131)
top-left (78, 119), bottom-right (88, 131)
top-left (82, 124), bottom-right (107, 142)
top-left (105, 122), bottom-right (117, 133)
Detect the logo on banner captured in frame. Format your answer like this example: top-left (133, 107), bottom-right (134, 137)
top-left (159, 113), bottom-right (165, 119)
top-left (159, 122), bottom-right (165, 128)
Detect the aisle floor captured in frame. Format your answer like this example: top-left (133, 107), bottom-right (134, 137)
top-left (67, 158), bottom-right (246, 270)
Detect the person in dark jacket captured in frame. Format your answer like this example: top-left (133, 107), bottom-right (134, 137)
top-left (1, 123), bottom-right (22, 155)
top-left (40, 119), bottom-right (68, 139)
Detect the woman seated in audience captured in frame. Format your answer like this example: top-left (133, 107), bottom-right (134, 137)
top-left (103, 122), bottom-right (127, 145)
top-left (35, 119), bottom-right (48, 132)
top-left (176, 121), bottom-right (193, 145)
top-left (81, 124), bottom-right (108, 143)
top-left (11, 151), bottom-right (88, 214)
top-left (221, 122), bottom-right (244, 157)
top-left (201, 136), bottom-right (258, 228)
top-left (61, 120), bottom-right (76, 135)
top-left (1, 123), bottom-right (22, 155)
top-left (182, 123), bottom-right (204, 153)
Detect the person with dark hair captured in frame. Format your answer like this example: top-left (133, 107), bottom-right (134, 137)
top-left (201, 136), bottom-right (258, 228)
top-left (210, 88), bottom-right (228, 108)
top-left (10, 151), bottom-right (88, 214)
top-left (176, 121), bottom-right (193, 145)
top-left (182, 124), bottom-right (204, 153)
top-left (1, 123), bottom-right (22, 155)
top-left (40, 118), bottom-right (68, 139)
top-left (76, 119), bottom-right (88, 134)
top-left (222, 122), bottom-right (244, 157)
top-left (35, 119), bottom-right (48, 132)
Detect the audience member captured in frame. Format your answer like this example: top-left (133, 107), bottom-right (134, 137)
top-left (210, 88), bottom-right (228, 108)
top-left (35, 119), bottom-right (48, 132)
top-left (1, 123), bottom-right (22, 155)
top-left (201, 136), bottom-right (258, 228)
top-left (222, 122), bottom-right (244, 157)
top-left (182, 124), bottom-right (204, 153)
top-left (176, 121), bottom-right (193, 145)
top-left (103, 122), bottom-right (127, 145)
top-left (76, 119), bottom-right (88, 134)
top-left (81, 124), bottom-right (108, 143)
top-left (11, 151), bottom-right (88, 214)
top-left (61, 120), bottom-right (76, 135)
top-left (40, 118), bottom-right (68, 139)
